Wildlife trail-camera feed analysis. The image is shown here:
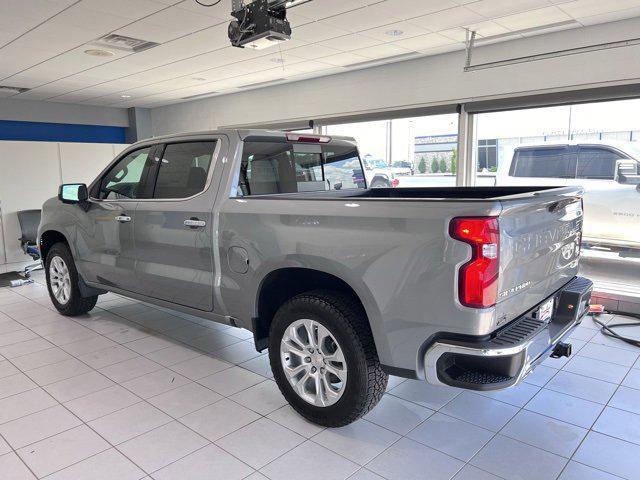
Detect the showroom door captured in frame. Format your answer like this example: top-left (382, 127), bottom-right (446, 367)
top-left (79, 145), bottom-right (158, 292)
top-left (133, 138), bottom-right (224, 311)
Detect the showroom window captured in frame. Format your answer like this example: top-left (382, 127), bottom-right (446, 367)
top-left (154, 141), bottom-right (217, 199)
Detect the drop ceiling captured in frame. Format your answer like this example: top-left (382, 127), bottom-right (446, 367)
top-left (1, 0), bottom-right (640, 108)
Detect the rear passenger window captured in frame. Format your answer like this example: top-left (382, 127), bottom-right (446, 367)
top-left (511, 148), bottom-right (575, 178)
top-left (153, 141), bottom-right (217, 199)
top-left (577, 147), bottom-right (620, 180)
top-left (237, 141), bottom-right (365, 196)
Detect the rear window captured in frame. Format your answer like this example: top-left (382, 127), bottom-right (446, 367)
top-left (511, 147), bottom-right (575, 178)
top-left (237, 141), bottom-right (365, 196)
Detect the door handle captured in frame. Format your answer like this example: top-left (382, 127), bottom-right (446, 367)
top-left (184, 218), bottom-right (206, 228)
top-left (115, 215), bottom-right (131, 223)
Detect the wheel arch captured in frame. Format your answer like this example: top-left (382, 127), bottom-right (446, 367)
top-left (39, 229), bottom-right (69, 261)
top-left (252, 267), bottom-right (383, 357)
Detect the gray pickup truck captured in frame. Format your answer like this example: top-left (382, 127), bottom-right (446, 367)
top-left (38, 130), bottom-right (592, 426)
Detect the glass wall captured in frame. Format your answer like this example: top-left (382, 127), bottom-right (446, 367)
top-left (474, 99), bottom-right (640, 294)
top-left (325, 114), bottom-right (459, 188)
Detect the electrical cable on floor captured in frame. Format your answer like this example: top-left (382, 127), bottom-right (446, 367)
top-left (588, 309), bottom-right (640, 348)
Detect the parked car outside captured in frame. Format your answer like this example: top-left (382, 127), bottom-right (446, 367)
top-left (498, 141), bottom-right (640, 250)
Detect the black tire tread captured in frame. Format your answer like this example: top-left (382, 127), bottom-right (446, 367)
top-left (45, 242), bottom-right (98, 316)
top-left (270, 289), bottom-right (387, 427)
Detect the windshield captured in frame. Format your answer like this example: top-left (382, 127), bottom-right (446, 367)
top-left (367, 159), bottom-right (388, 169)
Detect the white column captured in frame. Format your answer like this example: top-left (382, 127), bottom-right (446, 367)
top-left (457, 104), bottom-right (476, 187)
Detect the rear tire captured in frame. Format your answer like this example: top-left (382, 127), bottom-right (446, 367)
top-left (45, 242), bottom-right (97, 316)
top-left (269, 290), bottom-right (387, 427)
top-left (370, 179), bottom-right (389, 188)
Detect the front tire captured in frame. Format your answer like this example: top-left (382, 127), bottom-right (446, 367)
top-left (370, 179), bottom-right (389, 188)
top-left (45, 242), bottom-right (97, 316)
top-left (269, 290), bottom-right (388, 427)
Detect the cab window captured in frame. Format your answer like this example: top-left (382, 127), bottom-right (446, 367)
top-left (153, 141), bottom-right (217, 199)
top-left (511, 147), bottom-right (575, 178)
top-left (98, 147), bottom-right (154, 200)
top-left (576, 147), bottom-right (622, 180)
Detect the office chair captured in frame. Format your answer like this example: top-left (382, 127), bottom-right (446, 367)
top-left (17, 209), bottom-right (43, 276)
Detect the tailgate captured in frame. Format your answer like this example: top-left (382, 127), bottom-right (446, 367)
top-left (496, 187), bottom-right (584, 325)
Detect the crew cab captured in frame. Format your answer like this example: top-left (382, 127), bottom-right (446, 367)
top-left (39, 130), bottom-right (592, 426)
top-left (499, 141), bottom-right (640, 250)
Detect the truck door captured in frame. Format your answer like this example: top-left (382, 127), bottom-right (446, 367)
top-left (133, 137), bottom-right (225, 311)
top-left (568, 145), bottom-right (638, 247)
top-left (79, 145), bottom-right (157, 292)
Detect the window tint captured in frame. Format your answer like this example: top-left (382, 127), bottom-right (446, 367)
top-left (237, 142), bottom-right (365, 196)
top-left (99, 147), bottom-right (153, 200)
top-left (153, 141), bottom-right (216, 199)
top-left (577, 147), bottom-right (621, 180)
top-left (511, 147), bottom-right (575, 178)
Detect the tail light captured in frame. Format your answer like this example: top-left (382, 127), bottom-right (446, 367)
top-left (449, 217), bottom-right (500, 308)
top-left (391, 178), bottom-right (400, 188)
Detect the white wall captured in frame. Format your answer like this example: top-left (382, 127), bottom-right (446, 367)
top-left (151, 17), bottom-right (640, 135)
top-left (0, 141), bottom-right (127, 273)
top-left (0, 98), bottom-right (129, 127)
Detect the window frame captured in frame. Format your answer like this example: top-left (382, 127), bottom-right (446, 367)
top-left (148, 140), bottom-right (220, 201)
top-left (90, 145), bottom-right (159, 201)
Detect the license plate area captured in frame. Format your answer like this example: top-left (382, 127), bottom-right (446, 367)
top-left (538, 298), bottom-right (554, 323)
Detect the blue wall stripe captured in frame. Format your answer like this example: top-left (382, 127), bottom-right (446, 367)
top-left (0, 120), bottom-right (126, 143)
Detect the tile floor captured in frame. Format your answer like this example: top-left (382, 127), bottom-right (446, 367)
top-left (1, 271), bottom-right (639, 479)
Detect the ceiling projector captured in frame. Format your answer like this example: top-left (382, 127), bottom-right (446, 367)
top-left (228, 0), bottom-right (310, 50)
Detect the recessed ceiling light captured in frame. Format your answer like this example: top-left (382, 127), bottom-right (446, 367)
top-left (84, 49), bottom-right (115, 57)
top-left (385, 29), bottom-right (404, 37)
top-left (120, 94), bottom-right (132, 99)
top-left (191, 77), bottom-right (207, 81)
top-left (270, 58), bottom-right (285, 63)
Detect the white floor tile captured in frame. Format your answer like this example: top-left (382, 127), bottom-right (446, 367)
top-left (262, 440), bottom-right (359, 480)
top-left (558, 460), bottom-right (620, 480)
top-left (313, 419), bottom-right (400, 465)
top-left (545, 371), bottom-right (617, 404)
top-left (608, 385), bottom-right (640, 415)
top-left (573, 431), bottom-right (640, 480)
top-left (367, 437), bottom-right (464, 480)
top-left (64, 385), bottom-right (141, 422)
top-left (592, 406), bottom-right (640, 445)
top-left (0, 373), bottom-right (37, 399)
top-left (180, 398), bottom-right (260, 441)
top-left (121, 368), bottom-right (190, 399)
top-left (267, 405), bottom-right (325, 438)
top-left (88, 402), bottom-right (172, 444)
top-left (16, 425), bottom-right (109, 478)
top-left (407, 412), bottom-right (493, 462)
top-left (117, 421), bottom-right (208, 474)
top-left (148, 382), bottom-right (222, 418)
top-left (230, 380), bottom-right (287, 415)
top-left (152, 444), bottom-right (253, 480)
top-left (364, 394), bottom-right (434, 435)
top-left (470, 435), bottom-right (567, 480)
top-left (215, 418), bottom-right (304, 469)
top-left (44, 448), bottom-right (146, 480)
top-left (44, 370), bottom-right (114, 402)
top-left (0, 405), bottom-right (81, 449)
top-left (0, 388), bottom-right (58, 424)
top-left (388, 380), bottom-right (460, 410)
top-left (440, 391), bottom-right (518, 432)
top-left (99, 356), bottom-right (162, 383)
top-left (525, 389), bottom-right (604, 429)
top-left (562, 356), bottom-right (629, 384)
top-left (198, 366), bottom-right (265, 396)
top-left (500, 409), bottom-right (587, 458)
top-left (169, 355), bottom-right (232, 380)
top-left (0, 452), bottom-right (36, 480)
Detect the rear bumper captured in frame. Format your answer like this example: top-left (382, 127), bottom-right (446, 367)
top-left (423, 276), bottom-right (593, 391)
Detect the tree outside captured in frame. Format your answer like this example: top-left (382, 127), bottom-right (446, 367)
top-left (451, 149), bottom-right (458, 174)
top-left (439, 158), bottom-right (447, 173)
top-left (418, 157), bottom-right (427, 173)
top-left (431, 158), bottom-right (439, 173)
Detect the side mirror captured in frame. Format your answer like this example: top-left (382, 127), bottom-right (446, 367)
top-left (58, 183), bottom-right (88, 204)
top-left (616, 160), bottom-right (640, 185)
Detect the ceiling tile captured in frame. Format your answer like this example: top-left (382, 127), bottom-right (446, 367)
top-left (317, 51), bottom-right (369, 66)
top-left (175, 0), bottom-right (232, 21)
top-left (466, 0), bottom-right (555, 18)
top-left (321, 3), bottom-right (405, 32)
top-left (80, 0), bottom-right (167, 20)
top-left (285, 43), bottom-right (343, 60)
top-left (408, 6), bottom-right (485, 32)
top-left (392, 33), bottom-right (457, 52)
top-left (558, 0), bottom-right (640, 18)
top-left (360, 21), bottom-right (431, 42)
top-left (287, 0), bottom-right (369, 21)
top-left (293, 21), bottom-right (352, 42)
top-left (320, 34), bottom-right (383, 51)
top-left (577, 5), bottom-right (640, 25)
top-left (352, 43), bottom-right (416, 59)
top-left (495, 6), bottom-right (572, 31)
top-left (378, 0), bottom-right (460, 20)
